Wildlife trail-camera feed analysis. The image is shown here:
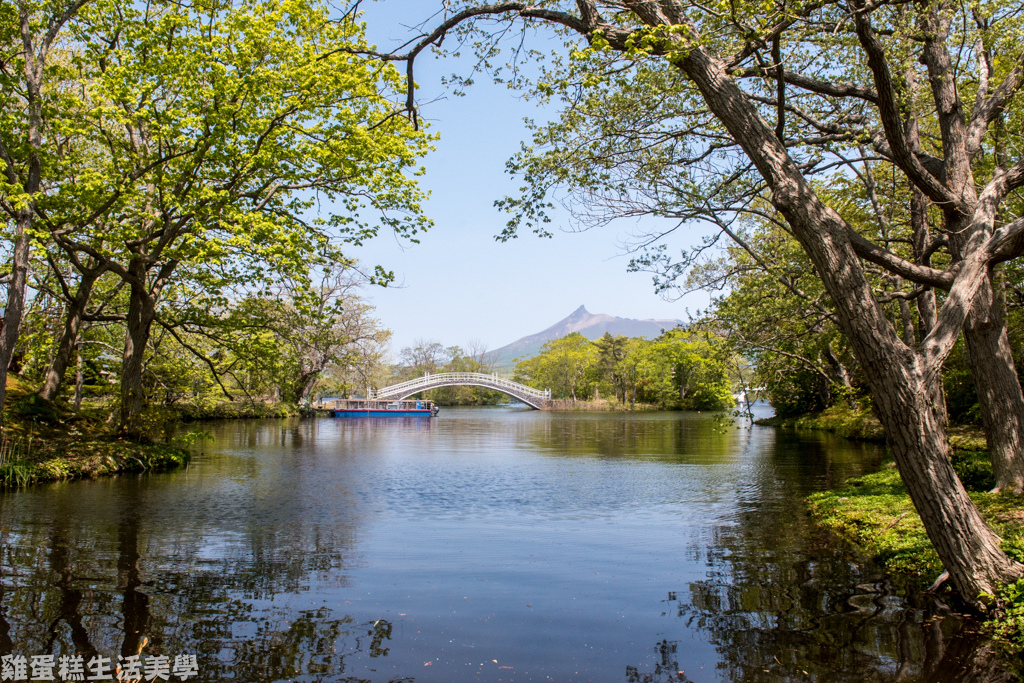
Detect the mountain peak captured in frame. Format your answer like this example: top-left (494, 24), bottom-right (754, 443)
top-left (486, 306), bottom-right (685, 371)
top-left (569, 305), bottom-right (590, 318)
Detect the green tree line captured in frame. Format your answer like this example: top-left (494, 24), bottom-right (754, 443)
top-left (696, 175), bottom-right (1024, 428)
top-left (514, 329), bottom-right (734, 410)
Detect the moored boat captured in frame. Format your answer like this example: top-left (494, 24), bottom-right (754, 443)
top-left (329, 399), bottom-right (438, 417)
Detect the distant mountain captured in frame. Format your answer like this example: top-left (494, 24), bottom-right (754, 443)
top-left (486, 305), bottom-right (683, 372)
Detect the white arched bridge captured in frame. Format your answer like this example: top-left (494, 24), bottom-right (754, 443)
top-left (372, 372), bottom-right (551, 410)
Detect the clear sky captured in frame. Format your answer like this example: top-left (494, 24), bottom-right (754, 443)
top-left (353, 2), bottom-right (708, 355)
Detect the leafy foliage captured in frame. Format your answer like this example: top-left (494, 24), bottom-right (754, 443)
top-left (1, 0), bottom-right (427, 430)
top-left (513, 329), bottom-right (734, 410)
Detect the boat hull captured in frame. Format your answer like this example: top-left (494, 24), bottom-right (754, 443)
top-left (326, 398), bottom-right (438, 417)
top-left (332, 409), bottom-right (433, 417)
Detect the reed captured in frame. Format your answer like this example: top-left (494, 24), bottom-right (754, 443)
top-left (0, 462), bottom-right (33, 487)
top-left (0, 433), bottom-right (31, 467)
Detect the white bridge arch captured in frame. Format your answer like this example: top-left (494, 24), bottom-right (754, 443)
top-left (373, 372), bottom-right (551, 410)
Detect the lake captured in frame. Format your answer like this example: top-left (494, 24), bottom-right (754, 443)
top-left (0, 407), bottom-right (1011, 681)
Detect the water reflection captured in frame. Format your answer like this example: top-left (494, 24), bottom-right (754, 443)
top-left (0, 477), bottom-right (401, 681)
top-left (672, 426), bottom-right (1018, 682)
top-left (0, 409), bottom-right (1017, 681)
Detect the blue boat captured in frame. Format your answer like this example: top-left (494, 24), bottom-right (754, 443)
top-left (330, 399), bottom-right (438, 417)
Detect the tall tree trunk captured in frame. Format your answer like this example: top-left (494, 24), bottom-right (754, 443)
top-left (960, 278), bottom-right (1024, 492)
top-left (946, 209), bottom-right (1024, 492)
top-left (38, 269), bottom-right (101, 402)
top-left (0, 225), bottom-right (31, 426)
top-left (0, 5), bottom-right (53, 427)
top-left (910, 188), bottom-right (948, 430)
top-left (119, 278), bottom-right (156, 438)
top-left (917, 1), bottom-right (1024, 493)
top-left (294, 370), bottom-right (319, 404)
top-left (117, 258), bottom-right (175, 438)
top-left (870, 351), bottom-right (1020, 595)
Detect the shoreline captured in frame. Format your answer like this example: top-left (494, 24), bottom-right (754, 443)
top-left (0, 438), bottom-right (190, 489)
top-left (763, 405), bottom-right (1024, 655)
top-left (754, 403), bottom-right (989, 450)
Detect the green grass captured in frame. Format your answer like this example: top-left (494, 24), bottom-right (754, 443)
top-left (0, 378), bottom-right (192, 489)
top-left (809, 466), bottom-right (943, 577)
top-left (808, 449), bottom-right (1024, 653)
top-left (761, 403), bottom-right (992, 451)
top-left (0, 440), bottom-right (191, 489)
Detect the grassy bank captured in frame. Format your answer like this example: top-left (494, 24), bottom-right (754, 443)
top-left (800, 414), bottom-right (1024, 654)
top-left (758, 402), bottom-right (989, 450)
top-left (0, 381), bottom-right (202, 489)
top-left (150, 399), bottom-right (300, 421)
top-left (808, 455), bottom-right (1022, 578)
top-left (756, 402), bottom-right (886, 440)
top-left (0, 434), bottom-right (190, 488)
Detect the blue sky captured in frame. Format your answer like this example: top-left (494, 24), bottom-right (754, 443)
top-left (354, 2), bottom-right (708, 355)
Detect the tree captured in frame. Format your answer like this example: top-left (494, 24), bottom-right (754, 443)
top-left (593, 332), bottom-right (629, 401)
top-left (0, 0), bottom-right (92, 425)
top-left (7, 0), bottom-right (430, 436)
top-left (34, 250), bottom-right (115, 403)
top-left (692, 218), bottom-right (860, 416)
top-left (369, 0), bottom-right (1024, 601)
top-left (430, 346), bottom-right (506, 405)
top-left (619, 337), bottom-right (647, 408)
top-left (644, 329), bottom-right (734, 411)
top-left (267, 267), bottom-right (391, 404)
top-left (515, 332), bottom-right (597, 402)
top-left (398, 340), bottom-right (448, 378)
top-left (155, 262), bottom-right (391, 405)
top-left (391, 342), bottom-right (506, 405)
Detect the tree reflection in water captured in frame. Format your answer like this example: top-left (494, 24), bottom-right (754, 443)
top-left (0, 433), bottom-right (407, 682)
top-left (626, 640), bottom-right (693, 682)
top-left (677, 578), bottom-right (1017, 682)
top-left (659, 426), bottom-right (1021, 682)
top-left (1, 526), bottom-right (409, 682)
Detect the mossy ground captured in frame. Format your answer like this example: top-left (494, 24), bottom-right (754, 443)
top-left (0, 378), bottom-right (195, 489)
top-left (806, 431), bottom-right (1024, 654)
top-left (807, 455), bottom-right (1022, 579)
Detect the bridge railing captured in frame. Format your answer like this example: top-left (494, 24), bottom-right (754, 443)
top-left (373, 372), bottom-right (550, 401)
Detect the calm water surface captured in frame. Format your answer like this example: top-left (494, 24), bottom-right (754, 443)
top-left (0, 408), bottom-right (1013, 681)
